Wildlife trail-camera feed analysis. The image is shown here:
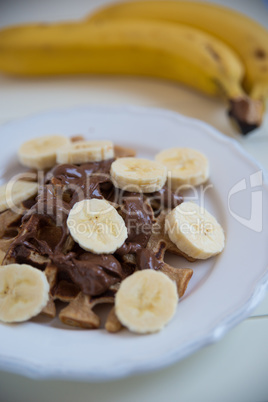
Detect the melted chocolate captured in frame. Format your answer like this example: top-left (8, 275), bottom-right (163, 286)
top-left (136, 249), bottom-right (164, 271)
top-left (52, 251), bottom-right (123, 296)
top-left (47, 160), bottom-right (114, 205)
top-left (116, 242), bottom-right (142, 256)
top-left (120, 192), bottom-right (153, 249)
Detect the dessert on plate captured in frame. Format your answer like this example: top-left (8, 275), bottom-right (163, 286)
top-left (0, 135), bottom-right (225, 334)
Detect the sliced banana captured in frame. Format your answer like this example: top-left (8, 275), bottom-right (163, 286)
top-left (110, 157), bottom-right (167, 193)
top-left (67, 199), bottom-right (128, 254)
top-left (56, 140), bottom-right (114, 164)
top-left (18, 135), bottom-right (70, 170)
top-left (0, 180), bottom-right (38, 213)
top-left (0, 264), bottom-right (49, 323)
top-left (115, 270), bottom-right (178, 334)
top-left (165, 201), bottom-right (225, 259)
top-left (155, 148), bottom-right (209, 190)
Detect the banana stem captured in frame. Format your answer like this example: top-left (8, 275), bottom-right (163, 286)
top-left (217, 78), bottom-right (264, 134)
top-left (228, 96), bottom-right (264, 135)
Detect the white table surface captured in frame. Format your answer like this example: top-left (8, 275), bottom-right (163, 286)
top-left (0, 0), bottom-right (268, 401)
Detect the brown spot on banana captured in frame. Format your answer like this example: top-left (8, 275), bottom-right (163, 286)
top-left (254, 49), bottom-right (266, 59)
top-left (206, 44), bottom-right (221, 62)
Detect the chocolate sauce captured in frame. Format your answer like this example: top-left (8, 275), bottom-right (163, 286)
top-left (48, 159), bottom-right (113, 186)
top-left (136, 248), bottom-right (164, 271)
top-left (52, 251), bottom-right (123, 296)
top-left (47, 160), bottom-right (114, 205)
top-left (120, 192), bottom-right (153, 249)
top-left (116, 242), bottom-right (142, 256)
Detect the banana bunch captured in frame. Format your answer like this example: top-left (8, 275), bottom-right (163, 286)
top-left (89, 0), bottom-right (268, 133)
top-left (0, 3), bottom-right (267, 133)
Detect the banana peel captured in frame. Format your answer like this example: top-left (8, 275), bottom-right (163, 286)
top-left (0, 19), bottom-right (265, 134)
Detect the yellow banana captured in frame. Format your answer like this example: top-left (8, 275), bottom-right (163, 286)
top-left (89, 1), bottom-right (268, 102)
top-left (0, 20), bottom-right (262, 133)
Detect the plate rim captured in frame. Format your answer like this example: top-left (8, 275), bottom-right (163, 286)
top-left (0, 104), bottom-right (267, 382)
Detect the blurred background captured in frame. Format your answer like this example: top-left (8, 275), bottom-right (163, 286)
top-left (0, 0), bottom-right (268, 171)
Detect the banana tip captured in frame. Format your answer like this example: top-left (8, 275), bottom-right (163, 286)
top-left (228, 97), bottom-right (264, 135)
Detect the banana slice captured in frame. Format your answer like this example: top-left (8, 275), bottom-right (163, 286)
top-left (115, 270), bottom-right (178, 334)
top-left (110, 157), bottom-right (167, 193)
top-left (0, 180), bottom-right (38, 213)
top-left (56, 140), bottom-right (114, 164)
top-left (0, 264), bottom-right (49, 323)
top-left (155, 148), bottom-right (209, 190)
top-left (18, 135), bottom-right (70, 170)
top-left (67, 199), bottom-right (128, 254)
top-left (165, 201), bottom-right (225, 259)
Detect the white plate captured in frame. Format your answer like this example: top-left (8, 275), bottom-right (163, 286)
top-left (0, 105), bottom-right (267, 381)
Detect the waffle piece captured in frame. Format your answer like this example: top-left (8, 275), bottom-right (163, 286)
top-left (70, 135), bottom-right (85, 142)
top-left (41, 265), bottom-right (58, 318)
top-left (41, 296), bottom-right (56, 318)
top-left (114, 145), bottom-right (136, 158)
top-left (0, 209), bottom-right (24, 238)
top-left (0, 208), bottom-right (27, 265)
top-left (147, 211), bottom-right (196, 262)
top-left (0, 239), bottom-right (16, 264)
top-left (59, 292), bottom-right (115, 329)
top-left (160, 263), bottom-right (193, 298)
top-left (105, 306), bottom-right (122, 333)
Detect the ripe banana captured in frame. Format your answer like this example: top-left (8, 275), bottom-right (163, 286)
top-left (56, 140), bottom-right (114, 164)
top-left (155, 148), bottom-right (209, 190)
top-left (19, 135), bottom-right (70, 169)
top-left (0, 180), bottom-right (38, 213)
top-left (0, 264), bottom-right (49, 323)
top-left (165, 201), bottom-right (225, 260)
top-left (115, 269), bottom-right (178, 333)
top-left (0, 20), bottom-right (262, 133)
top-left (89, 2), bottom-right (268, 99)
top-left (67, 199), bottom-right (128, 254)
top-left (110, 157), bottom-right (167, 193)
